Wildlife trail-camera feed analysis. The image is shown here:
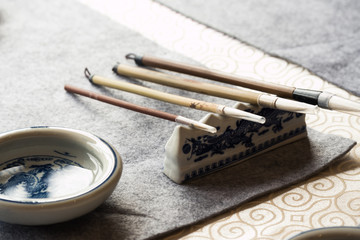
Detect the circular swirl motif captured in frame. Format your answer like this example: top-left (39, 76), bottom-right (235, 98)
top-left (273, 65), bottom-right (307, 86)
top-left (321, 125), bottom-right (359, 139)
top-left (287, 71), bottom-right (325, 90)
top-left (315, 211), bottom-right (356, 227)
top-left (238, 203), bottom-right (283, 226)
top-left (272, 188), bottom-right (312, 211)
top-left (202, 55), bottom-right (238, 73)
top-left (335, 191), bottom-right (360, 216)
top-left (305, 176), bottom-right (345, 197)
top-left (210, 221), bottom-right (257, 240)
top-left (349, 116), bottom-right (360, 137)
top-left (254, 56), bottom-right (289, 78)
top-left (228, 43), bottom-right (265, 64)
top-left (305, 108), bottom-right (329, 129)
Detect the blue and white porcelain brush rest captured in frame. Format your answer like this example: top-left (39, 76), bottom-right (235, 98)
top-left (164, 103), bottom-right (307, 184)
top-left (0, 126), bottom-right (122, 225)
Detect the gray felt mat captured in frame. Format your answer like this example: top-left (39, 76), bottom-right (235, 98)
top-left (156, 0), bottom-right (360, 97)
top-left (0, 1), bottom-right (356, 239)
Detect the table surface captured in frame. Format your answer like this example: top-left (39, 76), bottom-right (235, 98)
top-left (79, 0), bottom-right (360, 239)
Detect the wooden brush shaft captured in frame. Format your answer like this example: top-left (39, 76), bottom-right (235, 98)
top-left (91, 75), bottom-right (223, 114)
top-left (114, 64), bottom-right (260, 105)
top-left (140, 55), bottom-right (295, 99)
top-left (64, 84), bottom-right (177, 122)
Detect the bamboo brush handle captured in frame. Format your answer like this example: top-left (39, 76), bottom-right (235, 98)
top-left (91, 75), bottom-right (223, 114)
top-left (138, 55), bottom-right (295, 99)
top-left (114, 64), bottom-right (260, 105)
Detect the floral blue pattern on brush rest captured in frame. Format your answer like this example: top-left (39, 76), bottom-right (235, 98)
top-left (182, 108), bottom-right (304, 163)
top-left (0, 153), bottom-right (81, 199)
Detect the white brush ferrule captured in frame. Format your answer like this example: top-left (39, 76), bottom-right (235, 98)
top-left (258, 94), bottom-right (318, 114)
top-left (175, 116), bottom-right (217, 133)
top-left (217, 105), bottom-right (266, 124)
top-left (327, 94), bottom-right (360, 114)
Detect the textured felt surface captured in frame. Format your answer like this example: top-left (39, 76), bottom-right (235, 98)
top-left (0, 1), bottom-right (356, 240)
top-left (156, 0), bottom-right (360, 97)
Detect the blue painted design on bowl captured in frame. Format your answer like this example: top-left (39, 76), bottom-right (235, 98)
top-left (0, 155), bottom-right (86, 199)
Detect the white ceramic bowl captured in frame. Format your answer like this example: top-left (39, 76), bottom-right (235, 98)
top-left (0, 126), bottom-right (122, 225)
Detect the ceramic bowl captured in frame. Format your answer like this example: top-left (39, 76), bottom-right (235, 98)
top-left (0, 126), bottom-right (122, 225)
top-left (289, 226), bottom-right (360, 240)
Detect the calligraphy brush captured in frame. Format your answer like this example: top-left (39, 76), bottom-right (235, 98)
top-left (64, 84), bottom-right (217, 133)
top-left (84, 68), bottom-right (266, 124)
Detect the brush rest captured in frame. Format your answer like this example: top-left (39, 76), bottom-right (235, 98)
top-left (164, 103), bottom-right (307, 184)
